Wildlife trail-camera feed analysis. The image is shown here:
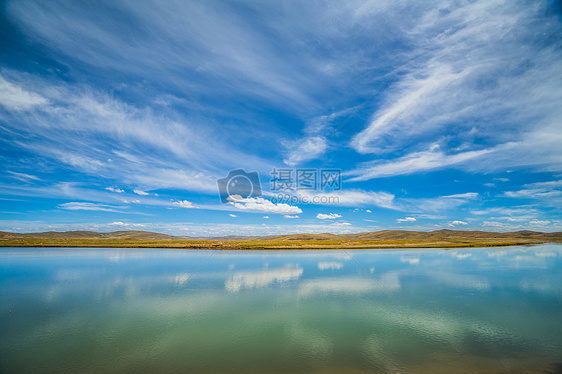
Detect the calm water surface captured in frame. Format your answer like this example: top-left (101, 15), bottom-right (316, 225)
top-left (1, 245), bottom-right (562, 373)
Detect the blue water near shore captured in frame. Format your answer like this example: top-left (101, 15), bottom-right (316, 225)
top-left (1, 245), bottom-right (562, 373)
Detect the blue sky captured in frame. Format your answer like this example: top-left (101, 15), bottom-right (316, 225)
top-left (1, 0), bottom-right (562, 236)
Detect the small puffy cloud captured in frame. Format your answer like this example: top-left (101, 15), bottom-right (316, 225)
top-left (318, 262), bottom-right (344, 270)
top-left (316, 213), bottom-right (342, 219)
top-left (229, 214), bottom-right (237, 217)
top-left (397, 217), bottom-right (416, 223)
top-left (133, 189), bottom-right (149, 195)
top-left (106, 187), bottom-right (124, 193)
top-left (448, 220), bottom-right (468, 227)
top-left (366, 210), bottom-right (372, 213)
top-left (229, 196), bottom-right (302, 215)
top-left (529, 219), bottom-right (550, 225)
top-left (331, 222), bottom-right (351, 226)
top-left (173, 200), bottom-right (195, 208)
top-left (284, 215), bottom-right (299, 219)
top-left (263, 216), bottom-right (269, 219)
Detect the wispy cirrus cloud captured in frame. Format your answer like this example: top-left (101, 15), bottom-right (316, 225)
top-left (283, 136), bottom-right (327, 166)
top-left (348, 145), bottom-right (492, 180)
top-left (2, 0), bottom-right (561, 234)
top-left (58, 202), bottom-right (124, 212)
top-left (350, 0), bottom-right (562, 176)
top-left (0, 76), bottom-right (48, 111)
top-left (6, 171), bottom-right (42, 182)
top-left (0, 72), bottom-right (269, 194)
top-left (398, 193), bottom-right (479, 213)
top-left (300, 189), bottom-right (397, 210)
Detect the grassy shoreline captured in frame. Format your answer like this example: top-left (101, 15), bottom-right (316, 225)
top-left (0, 238), bottom-right (557, 250)
top-left (2, 230), bottom-right (561, 250)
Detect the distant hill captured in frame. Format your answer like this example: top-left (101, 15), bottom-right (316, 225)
top-left (263, 233), bottom-right (343, 241)
top-left (1, 229), bottom-right (561, 249)
top-left (338, 229), bottom-right (562, 241)
top-left (2, 229), bottom-right (561, 241)
top-left (0, 230), bottom-right (179, 240)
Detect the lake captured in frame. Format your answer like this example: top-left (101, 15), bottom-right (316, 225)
top-left (1, 245), bottom-right (562, 373)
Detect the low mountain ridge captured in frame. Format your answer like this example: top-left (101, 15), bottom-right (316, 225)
top-left (1, 229), bottom-right (561, 241)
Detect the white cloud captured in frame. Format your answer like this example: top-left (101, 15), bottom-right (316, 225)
top-left (398, 193), bottom-right (478, 213)
top-left (58, 202), bottom-right (122, 212)
top-left (173, 200), bottom-right (195, 209)
top-left (318, 262), bottom-right (343, 270)
top-left (316, 213), bottom-right (342, 219)
top-left (6, 171), bottom-right (42, 182)
top-left (366, 210), bottom-right (372, 213)
top-left (529, 219), bottom-right (550, 226)
top-left (283, 136), bottom-right (327, 166)
top-left (229, 214), bottom-right (237, 218)
top-left (133, 189), bottom-right (149, 195)
top-left (348, 0), bottom-right (562, 176)
top-left (7, 1), bottom-right (336, 109)
top-left (331, 222), bottom-right (351, 226)
top-left (448, 220), bottom-right (468, 227)
top-left (225, 266), bottom-right (303, 293)
top-left (400, 256), bottom-right (420, 265)
top-left (397, 217), bottom-right (416, 223)
top-left (504, 181), bottom-right (562, 207)
top-left (108, 221), bottom-right (146, 228)
top-left (299, 189), bottom-right (478, 214)
top-left (0, 72), bottom-right (269, 195)
top-left (262, 216), bottom-right (269, 219)
top-left (470, 206), bottom-right (537, 218)
top-left (299, 273), bottom-right (401, 297)
top-left (284, 215), bottom-right (299, 219)
top-left (106, 187), bottom-right (124, 193)
top-left (300, 189), bottom-right (396, 210)
top-left (229, 196), bottom-right (302, 215)
top-left (0, 76), bottom-right (48, 111)
top-left (480, 218), bottom-right (553, 231)
top-left (348, 145), bottom-right (492, 181)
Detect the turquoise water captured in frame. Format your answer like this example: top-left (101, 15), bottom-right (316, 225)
top-left (1, 245), bottom-right (562, 373)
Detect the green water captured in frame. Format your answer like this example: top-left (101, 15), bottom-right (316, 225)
top-left (1, 245), bottom-right (562, 373)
